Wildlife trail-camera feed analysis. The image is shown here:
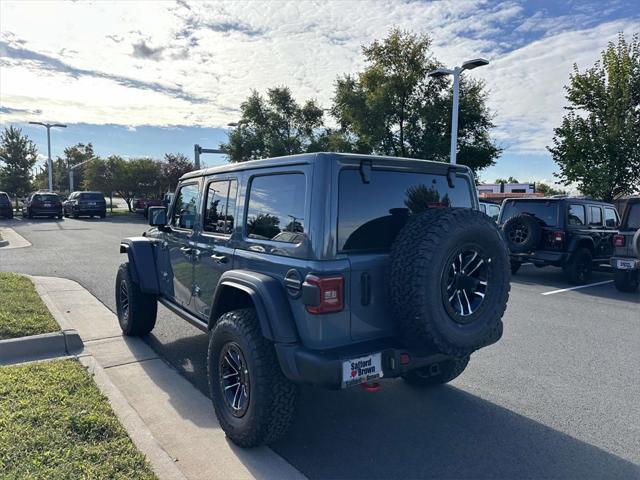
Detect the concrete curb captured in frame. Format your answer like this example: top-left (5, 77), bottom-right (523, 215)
top-left (0, 329), bottom-right (84, 365)
top-left (28, 275), bottom-right (307, 480)
top-left (0, 227), bottom-right (31, 249)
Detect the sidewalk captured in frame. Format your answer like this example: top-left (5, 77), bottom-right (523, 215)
top-left (31, 275), bottom-right (306, 480)
top-left (0, 226), bottom-right (31, 249)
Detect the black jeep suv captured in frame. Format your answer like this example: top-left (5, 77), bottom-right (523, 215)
top-left (0, 192), bottom-right (13, 219)
top-left (116, 153), bottom-right (511, 447)
top-left (63, 191), bottom-right (107, 218)
top-left (611, 197), bottom-right (640, 292)
top-left (500, 197), bottom-right (620, 284)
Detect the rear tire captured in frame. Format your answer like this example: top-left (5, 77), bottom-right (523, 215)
top-left (402, 356), bottom-right (470, 387)
top-left (613, 269), bottom-right (639, 293)
top-left (563, 248), bottom-right (593, 285)
top-left (208, 309), bottom-right (298, 447)
top-left (115, 262), bottom-right (157, 336)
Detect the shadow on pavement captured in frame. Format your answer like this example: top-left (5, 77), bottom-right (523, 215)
top-left (272, 382), bottom-right (639, 479)
top-left (145, 327), bottom-right (639, 479)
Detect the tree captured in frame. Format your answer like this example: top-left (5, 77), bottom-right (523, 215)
top-left (495, 177), bottom-right (519, 184)
top-left (247, 213), bottom-right (280, 239)
top-left (535, 182), bottom-right (567, 196)
top-left (51, 143), bottom-right (95, 194)
top-left (332, 29), bottom-right (501, 173)
top-left (162, 153), bottom-right (193, 191)
top-left (104, 156), bottom-right (161, 211)
top-left (221, 87), bottom-right (325, 161)
top-left (0, 126), bottom-right (37, 203)
top-left (548, 33), bottom-right (640, 201)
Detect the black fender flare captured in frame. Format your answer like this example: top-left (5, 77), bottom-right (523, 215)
top-left (210, 270), bottom-right (299, 344)
top-left (119, 237), bottom-right (160, 294)
top-left (567, 235), bottom-right (595, 255)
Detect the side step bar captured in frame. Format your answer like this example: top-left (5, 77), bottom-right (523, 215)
top-left (158, 298), bottom-right (208, 332)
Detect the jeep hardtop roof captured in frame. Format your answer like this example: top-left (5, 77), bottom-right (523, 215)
top-left (180, 152), bottom-right (472, 181)
top-left (503, 197), bottom-right (615, 207)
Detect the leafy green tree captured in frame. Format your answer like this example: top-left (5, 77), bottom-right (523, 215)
top-left (50, 143), bottom-right (95, 194)
top-left (102, 156), bottom-right (161, 211)
top-left (162, 153), bottom-right (193, 191)
top-left (221, 87), bottom-right (325, 161)
top-left (247, 213), bottom-right (280, 239)
top-left (332, 29), bottom-right (501, 173)
top-left (535, 182), bottom-right (567, 196)
top-left (548, 33), bottom-right (640, 201)
top-left (0, 126), bottom-right (37, 204)
top-left (495, 177), bottom-right (519, 184)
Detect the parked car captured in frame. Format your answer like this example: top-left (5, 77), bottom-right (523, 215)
top-left (116, 153), bottom-right (511, 447)
top-left (63, 191), bottom-right (107, 218)
top-left (499, 197), bottom-right (620, 284)
top-left (22, 191), bottom-right (63, 219)
top-left (479, 201), bottom-right (500, 222)
top-left (133, 198), bottom-right (163, 218)
top-left (0, 192), bottom-right (13, 219)
top-left (611, 197), bottom-right (640, 292)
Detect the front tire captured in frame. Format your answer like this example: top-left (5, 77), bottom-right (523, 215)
top-left (510, 260), bottom-right (521, 275)
top-left (613, 269), bottom-right (639, 293)
top-left (115, 262), bottom-right (157, 336)
top-left (563, 248), bottom-right (593, 285)
top-left (208, 309), bottom-right (298, 448)
top-left (402, 356), bottom-right (470, 387)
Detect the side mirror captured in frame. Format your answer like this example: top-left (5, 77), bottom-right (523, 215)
top-left (148, 206), bottom-right (167, 227)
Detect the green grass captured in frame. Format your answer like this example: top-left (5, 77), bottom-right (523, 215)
top-left (0, 272), bottom-right (59, 340)
top-left (0, 359), bottom-right (157, 480)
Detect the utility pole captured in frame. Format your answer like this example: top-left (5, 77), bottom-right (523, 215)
top-left (29, 122), bottom-right (67, 191)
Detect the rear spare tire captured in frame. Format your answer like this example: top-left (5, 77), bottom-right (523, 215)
top-left (613, 269), bottom-right (639, 293)
top-left (390, 208), bottom-right (510, 356)
top-left (502, 214), bottom-right (542, 253)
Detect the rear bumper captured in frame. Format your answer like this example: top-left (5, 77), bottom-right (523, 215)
top-left (275, 339), bottom-right (451, 389)
top-left (30, 208), bottom-right (62, 216)
top-left (72, 206), bottom-right (106, 215)
top-left (610, 257), bottom-right (640, 270)
top-left (510, 250), bottom-right (567, 265)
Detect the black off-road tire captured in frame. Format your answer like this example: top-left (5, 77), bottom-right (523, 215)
top-left (502, 214), bottom-right (542, 253)
top-left (208, 309), bottom-right (298, 448)
top-left (563, 248), bottom-right (593, 285)
top-left (390, 208), bottom-right (510, 357)
top-left (402, 355), bottom-right (470, 387)
top-left (613, 269), bottom-right (639, 293)
top-left (115, 262), bottom-right (157, 336)
top-left (7, 210), bottom-right (13, 220)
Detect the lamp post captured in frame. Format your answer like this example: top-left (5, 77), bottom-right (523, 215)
top-left (28, 122), bottom-right (67, 191)
top-left (428, 58), bottom-right (489, 164)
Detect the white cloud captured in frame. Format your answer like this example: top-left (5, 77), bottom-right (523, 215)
top-left (0, 0), bottom-right (638, 157)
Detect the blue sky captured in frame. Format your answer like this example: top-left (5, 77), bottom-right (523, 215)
top-left (1, 0), bottom-right (638, 184)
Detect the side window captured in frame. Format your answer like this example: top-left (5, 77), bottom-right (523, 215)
top-left (245, 174), bottom-right (305, 243)
top-left (604, 208), bottom-right (618, 228)
top-left (171, 183), bottom-right (199, 230)
top-left (589, 206), bottom-right (602, 226)
top-left (568, 204), bottom-right (585, 226)
top-left (203, 179), bottom-right (237, 234)
top-left (489, 205), bottom-right (501, 221)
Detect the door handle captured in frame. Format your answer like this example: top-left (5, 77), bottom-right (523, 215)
top-left (180, 246), bottom-right (193, 255)
top-left (211, 254), bottom-right (228, 264)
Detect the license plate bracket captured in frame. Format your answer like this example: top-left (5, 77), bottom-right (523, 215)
top-left (616, 259), bottom-right (637, 270)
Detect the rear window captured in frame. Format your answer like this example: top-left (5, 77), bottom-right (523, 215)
top-left (34, 194), bottom-right (59, 202)
top-left (79, 193), bottom-right (104, 200)
top-left (626, 203), bottom-right (640, 230)
top-left (501, 200), bottom-right (559, 227)
top-left (338, 169), bottom-right (473, 252)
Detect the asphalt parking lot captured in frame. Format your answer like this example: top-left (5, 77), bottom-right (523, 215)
top-left (1, 216), bottom-right (639, 479)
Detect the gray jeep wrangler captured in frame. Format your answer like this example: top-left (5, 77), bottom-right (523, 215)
top-left (611, 197), bottom-right (640, 292)
top-left (116, 153), bottom-right (510, 447)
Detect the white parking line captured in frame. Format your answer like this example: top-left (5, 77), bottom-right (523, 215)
top-left (541, 280), bottom-right (613, 296)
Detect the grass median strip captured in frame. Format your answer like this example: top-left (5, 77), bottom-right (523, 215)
top-left (0, 359), bottom-right (157, 479)
top-left (0, 272), bottom-right (59, 340)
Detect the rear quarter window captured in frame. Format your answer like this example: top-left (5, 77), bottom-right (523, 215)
top-left (338, 169), bottom-right (473, 252)
top-left (626, 203), bottom-right (640, 230)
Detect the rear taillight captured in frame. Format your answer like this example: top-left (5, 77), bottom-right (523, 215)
top-left (552, 231), bottom-right (565, 243)
top-left (304, 275), bottom-right (344, 314)
top-left (613, 235), bottom-right (625, 247)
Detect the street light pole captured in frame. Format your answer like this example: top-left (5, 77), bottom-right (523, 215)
top-left (68, 159), bottom-right (93, 192)
top-left (429, 59), bottom-right (489, 165)
top-left (29, 122), bottom-right (67, 191)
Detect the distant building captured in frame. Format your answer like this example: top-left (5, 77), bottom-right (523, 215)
top-left (477, 182), bottom-right (542, 204)
top-left (477, 183), bottom-right (536, 194)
